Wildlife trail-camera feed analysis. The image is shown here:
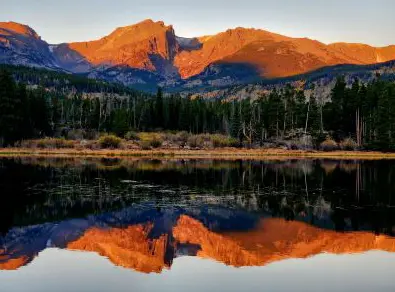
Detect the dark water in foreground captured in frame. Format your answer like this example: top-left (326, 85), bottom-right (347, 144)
top-left (1, 158), bottom-right (395, 292)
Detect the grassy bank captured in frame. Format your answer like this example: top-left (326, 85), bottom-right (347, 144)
top-left (3, 134), bottom-right (395, 160)
top-left (2, 147), bottom-right (395, 160)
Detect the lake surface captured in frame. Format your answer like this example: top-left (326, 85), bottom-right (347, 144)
top-left (1, 157), bottom-right (395, 292)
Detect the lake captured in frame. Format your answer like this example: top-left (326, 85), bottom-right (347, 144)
top-left (1, 157), bottom-right (395, 292)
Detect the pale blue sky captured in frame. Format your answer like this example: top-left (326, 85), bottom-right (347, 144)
top-left (1, 0), bottom-right (394, 46)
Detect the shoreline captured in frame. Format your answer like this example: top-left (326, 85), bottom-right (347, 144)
top-left (1, 148), bottom-right (395, 160)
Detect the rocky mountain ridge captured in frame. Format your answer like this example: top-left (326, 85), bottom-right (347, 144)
top-left (1, 19), bottom-right (395, 91)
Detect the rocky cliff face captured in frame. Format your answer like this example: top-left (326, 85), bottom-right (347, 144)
top-left (62, 19), bottom-right (180, 78)
top-left (1, 20), bottom-right (395, 89)
top-left (0, 22), bottom-right (58, 69)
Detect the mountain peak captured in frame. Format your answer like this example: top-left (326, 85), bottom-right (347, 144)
top-left (0, 21), bottom-right (39, 39)
top-left (105, 19), bottom-right (174, 44)
top-left (138, 19), bottom-right (166, 27)
top-left (113, 19), bottom-right (172, 34)
top-left (64, 18), bottom-right (179, 76)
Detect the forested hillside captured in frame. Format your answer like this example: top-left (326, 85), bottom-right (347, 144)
top-left (0, 64), bottom-right (140, 94)
top-left (1, 66), bottom-right (395, 150)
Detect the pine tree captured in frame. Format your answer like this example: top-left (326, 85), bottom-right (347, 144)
top-left (155, 87), bottom-right (164, 128)
top-left (29, 88), bottom-right (51, 137)
top-left (0, 70), bottom-right (21, 145)
top-left (111, 109), bottom-right (129, 137)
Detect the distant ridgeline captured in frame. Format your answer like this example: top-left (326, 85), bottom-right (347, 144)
top-left (1, 64), bottom-right (395, 151)
top-left (259, 60), bottom-right (395, 87)
top-left (0, 64), bottom-right (142, 95)
top-left (185, 59), bottom-right (395, 99)
top-left (3, 59), bottom-right (395, 95)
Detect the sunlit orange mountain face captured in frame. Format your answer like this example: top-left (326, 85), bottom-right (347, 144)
top-left (3, 212), bottom-right (395, 273)
top-left (1, 19), bottom-right (395, 89)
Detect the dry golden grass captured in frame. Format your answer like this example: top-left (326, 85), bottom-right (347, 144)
top-left (1, 147), bottom-right (395, 160)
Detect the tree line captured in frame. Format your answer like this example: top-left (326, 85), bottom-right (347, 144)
top-left (1, 68), bottom-right (395, 150)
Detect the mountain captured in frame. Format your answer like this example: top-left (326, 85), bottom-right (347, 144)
top-left (53, 19), bottom-right (180, 78)
top-left (0, 22), bottom-right (59, 69)
top-left (184, 59), bottom-right (395, 100)
top-left (328, 43), bottom-right (395, 64)
top-left (1, 19), bottom-right (395, 90)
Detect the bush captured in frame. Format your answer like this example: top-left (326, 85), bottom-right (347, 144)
top-left (176, 131), bottom-right (190, 144)
top-left (36, 140), bottom-right (47, 149)
top-left (124, 131), bottom-right (139, 141)
top-left (138, 132), bottom-right (162, 141)
top-left (34, 138), bottom-right (75, 149)
top-left (186, 134), bottom-right (238, 149)
top-left (139, 141), bottom-right (152, 150)
top-left (211, 134), bottom-right (238, 148)
top-left (67, 129), bottom-right (85, 140)
top-left (187, 135), bottom-right (205, 148)
top-left (164, 131), bottom-right (190, 145)
top-left (20, 140), bottom-right (35, 148)
top-left (150, 137), bottom-right (163, 148)
top-left (291, 134), bottom-right (313, 150)
top-left (319, 138), bottom-right (339, 152)
top-left (339, 138), bottom-right (358, 151)
top-left (81, 140), bottom-right (100, 150)
top-left (137, 132), bottom-right (163, 149)
top-left (84, 130), bottom-right (99, 140)
top-left (98, 135), bottom-right (122, 149)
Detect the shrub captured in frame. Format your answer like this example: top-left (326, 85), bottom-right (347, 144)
top-left (35, 138), bottom-right (75, 149)
top-left (137, 132), bottom-right (163, 148)
top-left (176, 131), bottom-right (190, 144)
top-left (20, 140), bottom-right (35, 148)
top-left (163, 132), bottom-right (177, 143)
top-left (319, 138), bottom-right (339, 152)
top-left (67, 129), bottom-right (85, 140)
top-left (164, 131), bottom-right (190, 145)
top-left (339, 138), bottom-right (358, 151)
top-left (124, 131), bottom-right (139, 141)
top-left (98, 135), bottom-right (122, 149)
top-left (290, 135), bottom-right (313, 150)
top-left (84, 130), bottom-right (99, 140)
top-left (36, 140), bottom-right (46, 148)
top-left (211, 134), bottom-right (238, 148)
top-left (56, 138), bottom-right (75, 148)
top-left (187, 135), bottom-right (205, 148)
top-left (150, 137), bottom-right (163, 148)
top-left (81, 140), bottom-right (100, 150)
top-left (186, 134), bottom-right (238, 149)
top-left (34, 139), bottom-right (46, 149)
top-left (139, 141), bottom-right (152, 150)
top-left (314, 132), bottom-right (327, 147)
top-left (138, 132), bottom-right (162, 142)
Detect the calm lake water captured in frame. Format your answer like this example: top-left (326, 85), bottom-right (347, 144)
top-left (1, 157), bottom-right (395, 292)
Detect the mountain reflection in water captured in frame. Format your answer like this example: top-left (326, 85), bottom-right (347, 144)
top-left (1, 157), bottom-right (395, 273)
